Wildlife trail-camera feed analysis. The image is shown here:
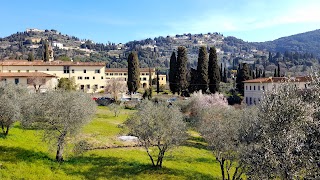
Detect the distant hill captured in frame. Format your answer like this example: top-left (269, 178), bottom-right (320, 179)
top-left (252, 29), bottom-right (320, 57)
top-left (0, 28), bottom-right (319, 76)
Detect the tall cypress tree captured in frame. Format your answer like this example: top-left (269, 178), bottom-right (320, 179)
top-left (176, 46), bottom-right (188, 95)
top-left (169, 52), bottom-right (177, 94)
top-left (277, 63), bottom-right (281, 77)
top-left (236, 63), bottom-right (251, 95)
top-left (197, 46), bottom-right (209, 92)
top-left (274, 68), bottom-right (277, 77)
top-left (127, 52), bottom-right (140, 94)
top-left (223, 67), bottom-right (227, 83)
top-left (44, 41), bottom-right (49, 62)
top-left (208, 47), bottom-right (220, 93)
top-left (220, 63), bottom-right (223, 81)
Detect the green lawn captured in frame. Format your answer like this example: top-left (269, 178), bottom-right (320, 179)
top-left (0, 106), bottom-right (222, 180)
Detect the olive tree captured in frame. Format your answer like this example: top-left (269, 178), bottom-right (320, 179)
top-left (22, 90), bottom-right (96, 162)
top-left (125, 100), bottom-right (187, 168)
top-left (198, 105), bottom-right (245, 180)
top-left (239, 83), bottom-right (315, 179)
top-left (0, 83), bottom-right (28, 136)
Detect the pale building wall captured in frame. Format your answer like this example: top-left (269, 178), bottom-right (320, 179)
top-left (0, 65), bottom-right (106, 93)
top-left (244, 81), bottom-right (310, 105)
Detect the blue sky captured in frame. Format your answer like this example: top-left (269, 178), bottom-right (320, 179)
top-left (1, 0), bottom-right (320, 43)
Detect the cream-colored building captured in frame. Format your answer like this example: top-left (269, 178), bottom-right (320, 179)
top-left (105, 68), bottom-right (167, 88)
top-left (0, 60), bottom-right (106, 93)
top-left (243, 77), bottom-right (311, 105)
top-left (0, 72), bottom-right (57, 93)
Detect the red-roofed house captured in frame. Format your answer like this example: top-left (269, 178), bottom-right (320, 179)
top-left (243, 76), bottom-right (311, 105)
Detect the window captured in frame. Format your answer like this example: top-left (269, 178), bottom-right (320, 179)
top-left (84, 69), bottom-right (87, 73)
top-left (15, 78), bottom-right (19, 84)
top-left (249, 97), bottom-right (252, 105)
top-left (124, 73), bottom-right (127, 75)
top-left (142, 73), bottom-right (145, 75)
top-left (305, 84), bottom-right (307, 89)
top-left (80, 85), bottom-right (84, 91)
top-left (63, 66), bottom-right (70, 74)
top-left (100, 86), bottom-right (105, 89)
top-left (94, 84), bottom-right (98, 89)
top-left (250, 86), bottom-right (251, 90)
top-left (78, 76), bottom-right (83, 80)
top-left (115, 73), bottom-right (118, 75)
top-left (86, 84), bottom-right (90, 89)
top-left (35, 70), bottom-right (38, 72)
top-left (124, 78), bottom-right (127, 81)
top-left (106, 73), bottom-right (109, 75)
top-left (93, 76), bottom-right (95, 80)
top-left (161, 77), bottom-right (164, 80)
top-left (18, 70), bottom-right (20, 73)
top-left (26, 70), bottom-right (29, 73)
top-left (95, 69), bottom-right (100, 73)
top-left (110, 73), bottom-right (113, 76)
top-left (262, 86), bottom-right (265, 90)
top-left (246, 97), bottom-right (248, 104)
top-left (146, 73), bottom-right (149, 75)
top-left (143, 77), bottom-right (147, 81)
top-left (72, 69), bottom-right (75, 73)
top-left (119, 73), bottom-right (122, 75)
top-left (246, 86), bottom-right (248, 90)
top-left (47, 68), bottom-right (49, 71)
top-left (258, 86), bottom-right (260, 91)
top-left (85, 77), bottom-right (89, 80)
top-left (254, 86), bottom-right (256, 90)
top-left (101, 76), bottom-right (104, 79)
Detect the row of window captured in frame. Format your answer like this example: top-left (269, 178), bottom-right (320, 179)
top-left (245, 85), bottom-right (265, 91)
top-left (77, 76), bottom-right (104, 80)
top-left (79, 84), bottom-right (104, 90)
top-left (63, 66), bottom-right (101, 74)
top-left (245, 97), bottom-right (261, 105)
top-left (106, 72), bottom-right (150, 76)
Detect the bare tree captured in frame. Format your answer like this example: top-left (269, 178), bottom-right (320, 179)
top-left (0, 83), bottom-right (28, 136)
top-left (105, 78), bottom-right (127, 101)
top-left (22, 90), bottom-right (96, 162)
top-left (125, 100), bottom-right (187, 168)
top-left (27, 76), bottom-right (47, 93)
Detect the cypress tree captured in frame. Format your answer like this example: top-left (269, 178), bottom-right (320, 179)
top-left (169, 52), bottom-right (177, 94)
top-left (127, 52), bottom-right (140, 94)
top-left (44, 41), bottom-right (49, 62)
top-left (274, 68), bottom-right (277, 77)
top-left (255, 67), bottom-right (259, 78)
top-left (236, 63), bottom-right (251, 95)
top-left (197, 46), bottom-right (209, 92)
top-left (27, 51), bottom-right (34, 61)
top-left (148, 67), bottom-right (153, 99)
top-left (208, 47), bottom-right (220, 93)
top-left (223, 67), bottom-right (227, 83)
top-left (277, 63), bottom-right (280, 77)
top-left (262, 69), bottom-right (266, 77)
top-left (220, 63), bottom-right (223, 81)
top-left (156, 71), bottom-right (160, 94)
top-left (176, 46), bottom-right (188, 95)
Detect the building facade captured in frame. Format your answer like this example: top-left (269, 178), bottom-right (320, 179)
top-left (0, 60), bottom-right (106, 93)
top-left (105, 68), bottom-right (166, 88)
top-left (243, 77), bottom-right (311, 105)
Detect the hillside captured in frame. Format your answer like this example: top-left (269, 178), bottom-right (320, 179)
top-left (0, 28), bottom-right (319, 76)
top-left (253, 29), bottom-right (320, 57)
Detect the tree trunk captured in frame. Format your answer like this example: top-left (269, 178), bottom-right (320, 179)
top-left (145, 147), bottom-right (155, 167)
top-left (1, 123), bottom-right (5, 134)
top-left (56, 133), bottom-right (66, 162)
top-left (218, 158), bottom-right (225, 180)
top-left (4, 126), bottom-right (9, 136)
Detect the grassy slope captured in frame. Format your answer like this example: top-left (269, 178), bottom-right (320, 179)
top-left (0, 106), bottom-right (221, 180)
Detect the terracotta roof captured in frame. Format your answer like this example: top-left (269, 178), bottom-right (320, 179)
top-left (0, 60), bottom-right (105, 66)
top-left (0, 72), bottom-right (56, 77)
top-left (106, 68), bottom-right (156, 73)
top-left (243, 76), bottom-right (312, 83)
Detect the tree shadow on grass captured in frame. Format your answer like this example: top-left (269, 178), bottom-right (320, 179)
top-left (183, 135), bottom-right (208, 150)
top-left (62, 154), bottom-right (218, 180)
top-left (0, 146), bottom-right (52, 163)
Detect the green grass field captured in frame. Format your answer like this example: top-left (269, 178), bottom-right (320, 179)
top-left (0, 106), bottom-right (222, 180)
